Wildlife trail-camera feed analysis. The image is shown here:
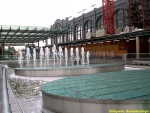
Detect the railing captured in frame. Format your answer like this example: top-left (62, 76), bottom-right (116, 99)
top-left (87, 53), bottom-right (150, 65)
top-left (0, 55), bottom-right (19, 60)
top-left (0, 64), bottom-right (11, 113)
top-left (126, 53), bottom-right (150, 65)
top-left (0, 53), bottom-right (150, 66)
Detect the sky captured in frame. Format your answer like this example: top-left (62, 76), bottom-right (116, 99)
top-left (0, 0), bottom-right (102, 27)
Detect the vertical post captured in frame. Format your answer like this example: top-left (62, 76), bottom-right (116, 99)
top-left (45, 38), bottom-right (48, 46)
top-left (82, 14), bottom-right (85, 40)
top-left (38, 40), bottom-right (40, 57)
top-left (128, 0), bottom-right (131, 32)
top-left (102, 0), bottom-right (114, 34)
top-left (148, 37), bottom-right (150, 56)
top-left (1, 66), bottom-right (11, 113)
top-left (103, 53), bottom-right (105, 63)
top-left (1, 43), bottom-right (5, 59)
top-left (122, 54), bottom-right (127, 64)
top-left (136, 36), bottom-right (140, 59)
top-left (142, 0), bottom-right (145, 29)
top-left (149, 43), bottom-right (150, 57)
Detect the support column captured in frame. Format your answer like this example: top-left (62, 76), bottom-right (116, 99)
top-left (38, 40), bottom-right (40, 55)
top-left (45, 38), bottom-right (48, 46)
top-left (149, 43), bottom-right (150, 54)
top-left (2, 43), bottom-right (4, 55)
top-left (148, 37), bottom-right (150, 56)
top-left (0, 43), bottom-right (5, 60)
top-left (136, 36), bottom-right (140, 59)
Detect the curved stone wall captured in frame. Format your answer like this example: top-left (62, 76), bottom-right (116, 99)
top-left (15, 63), bottom-right (124, 77)
top-left (41, 70), bottom-right (150, 113)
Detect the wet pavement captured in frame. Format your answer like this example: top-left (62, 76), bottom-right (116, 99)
top-left (1, 65), bottom-right (150, 113)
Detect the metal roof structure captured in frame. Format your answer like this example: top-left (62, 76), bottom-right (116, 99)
top-left (0, 25), bottom-right (69, 44)
top-left (0, 25), bottom-right (150, 45)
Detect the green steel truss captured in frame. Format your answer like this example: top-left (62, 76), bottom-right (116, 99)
top-left (0, 25), bottom-right (70, 43)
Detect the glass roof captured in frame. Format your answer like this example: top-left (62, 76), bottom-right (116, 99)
top-left (0, 25), bottom-right (69, 43)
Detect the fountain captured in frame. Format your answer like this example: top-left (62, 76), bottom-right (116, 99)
top-left (81, 47), bottom-right (85, 64)
top-left (33, 48), bottom-right (36, 67)
top-left (45, 47), bottom-right (50, 67)
top-left (14, 45), bottom-right (125, 113)
top-left (75, 47), bottom-right (80, 65)
top-left (65, 47), bottom-right (68, 66)
top-left (41, 69), bottom-right (150, 113)
top-left (52, 44), bottom-right (56, 66)
top-left (26, 47), bottom-right (31, 67)
top-left (15, 45), bottom-right (124, 77)
top-left (58, 46), bottom-right (63, 66)
top-left (86, 51), bottom-right (90, 65)
top-left (70, 47), bottom-right (74, 65)
top-left (18, 50), bottom-right (23, 68)
top-left (39, 47), bottom-right (44, 67)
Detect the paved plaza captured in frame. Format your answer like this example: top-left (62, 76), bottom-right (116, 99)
top-left (1, 65), bottom-right (150, 113)
top-left (42, 69), bottom-right (150, 100)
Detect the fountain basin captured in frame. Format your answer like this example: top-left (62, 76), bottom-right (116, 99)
top-left (15, 62), bottom-right (124, 77)
top-left (41, 70), bottom-right (150, 113)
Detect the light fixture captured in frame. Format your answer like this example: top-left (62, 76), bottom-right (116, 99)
top-left (87, 42), bottom-right (91, 44)
top-left (129, 38), bottom-right (135, 40)
top-left (114, 40), bottom-right (119, 41)
top-left (93, 42), bottom-right (97, 44)
top-left (106, 40), bottom-right (111, 42)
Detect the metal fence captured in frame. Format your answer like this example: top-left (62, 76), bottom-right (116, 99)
top-left (89, 53), bottom-right (150, 65)
top-left (0, 64), bottom-right (11, 113)
top-left (126, 53), bottom-right (150, 66)
top-left (0, 53), bottom-right (150, 67)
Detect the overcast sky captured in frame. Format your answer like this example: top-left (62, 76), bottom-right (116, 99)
top-left (0, 0), bottom-right (102, 27)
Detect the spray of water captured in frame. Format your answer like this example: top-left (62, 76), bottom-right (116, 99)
top-left (19, 46), bottom-right (90, 68)
top-left (40, 47), bottom-right (44, 67)
top-left (65, 47), bottom-right (68, 66)
top-left (18, 50), bottom-right (23, 68)
top-left (52, 44), bottom-right (56, 66)
top-left (86, 51), bottom-right (90, 65)
top-left (70, 47), bottom-right (74, 65)
top-left (81, 47), bottom-right (85, 64)
top-left (45, 47), bottom-right (50, 66)
top-left (33, 48), bottom-right (36, 67)
top-left (75, 48), bottom-right (80, 65)
top-left (26, 47), bottom-right (31, 67)
top-left (58, 46), bottom-right (63, 66)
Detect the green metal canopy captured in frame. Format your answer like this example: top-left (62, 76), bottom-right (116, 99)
top-left (1, 25), bottom-right (150, 45)
top-left (0, 25), bottom-right (69, 44)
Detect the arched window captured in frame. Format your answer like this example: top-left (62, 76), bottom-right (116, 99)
top-left (96, 16), bottom-right (102, 29)
top-left (75, 24), bottom-right (82, 40)
top-left (68, 27), bottom-right (73, 42)
top-left (84, 20), bottom-right (92, 33)
top-left (47, 38), bottom-right (51, 45)
top-left (115, 9), bottom-right (128, 29)
top-left (55, 23), bottom-right (62, 43)
top-left (57, 35), bottom-right (62, 44)
top-left (84, 20), bottom-right (93, 39)
top-left (55, 23), bottom-right (61, 29)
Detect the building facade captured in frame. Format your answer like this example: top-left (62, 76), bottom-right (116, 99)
top-left (49, 0), bottom-right (150, 58)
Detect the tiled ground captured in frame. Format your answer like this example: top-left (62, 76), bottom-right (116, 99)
top-left (42, 70), bottom-right (150, 100)
top-left (1, 66), bottom-right (150, 113)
